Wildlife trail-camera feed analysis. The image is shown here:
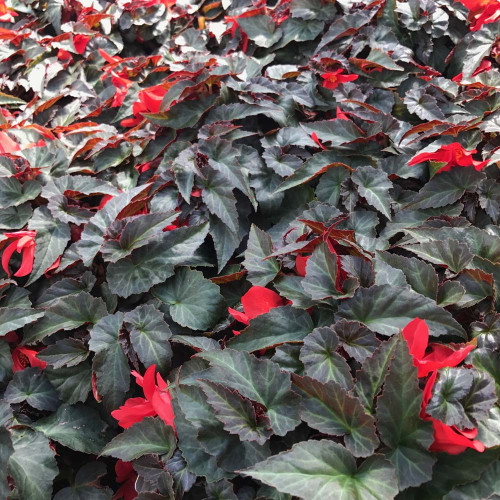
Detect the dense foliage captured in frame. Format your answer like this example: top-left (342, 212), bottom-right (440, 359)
top-left (0, 0), bottom-right (499, 498)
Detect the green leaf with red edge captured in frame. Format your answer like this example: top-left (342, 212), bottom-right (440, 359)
top-left (76, 184), bottom-right (151, 266)
top-left (275, 153), bottom-right (351, 193)
top-left (351, 165), bottom-right (393, 219)
top-left (89, 312), bottom-right (130, 412)
top-left (8, 428), bottom-right (58, 500)
top-left (292, 374), bottom-right (379, 457)
top-left (333, 319), bottom-right (380, 363)
top-left (405, 167), bottom-right (485, 210)
top-left (100, 211), bottom-right (178, 263)
top-left (243, 224), bottom-right (279, 286)
top-left (107, 223), bottom-right (208, 298)
top-left (5, 367), bottom-right (60, 411)
top-left (227, 305), bottom-right (314, 352)
top-left (101, 417), bottom-right (176, 461)
top-left (302, 242), bottom-right (359, 300)
top-left (124, 304), bottom-right (173, 375)
top-left (337, 285), bottom-right (466, 338)
top-left (0, 177), bottom-right (41, 209)
top-left (27, 205), bottom-right (70, 285)
top-left (199, 380), bottom-right (273, 445)
top-left (299, 326), bottom-right (353, 390)
top-left (196, 349), bottom-right (301, 436)
top-left (354, 336), bottom-right (399, 412)
top-left (376, 335), bottom-right (435, 490)
top-left (240, 440), bottom-right (399, 500)
top-left (153, 267), bottom-right (225, 331)
top-left (0, 307), bottom-right (45, 337)
top-left (444, 461), bottom-right (500, 500)
top-left (23, 291), bottom-right (108, 344)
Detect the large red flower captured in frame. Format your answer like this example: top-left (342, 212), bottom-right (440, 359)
top-left (321, 70), bottom-right (358, 90)
top-left (403, 318), bottom-right (482, 454)
top-left (11, 346), bottom-right (46, 372)
top-left (111, 365), bottom-right (175, 431)
top-left (456, 0), bottom-right (500, 31)
top-left (408, 142), bottom-right (489, 174)
top-left (1, 230), bottom-right (36, 278)
top-left (228, 286), bottom-right (284, 332)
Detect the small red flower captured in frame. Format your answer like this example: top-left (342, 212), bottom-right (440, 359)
top-left (408, 142), bottom-right (489, 173)
top-left (456, 0), bottom-right (500, 31)
top-left (1, 230), bottom-right (36, 278)
top-left (321, 70), bottom-right (358, 90)
top-left (228, 286), bottom-right (284, 333)
top-left (403, 318), bottom-right (482, 454)
top-left (111, 73), bottom-right (133, 108)
top-left (11, 346), bottom-right (47, 372)
top-left (114, 460), bottom-right (137, 500)
top-left (57, 49), bottom-right (73, 62)
top-left (121, 85), bottom-right (168, 127)
top-left (311, 132), bottom-right (327, 150)
top-left (0, 0), bottom-right (17, 22)
top-left (295, 255), bottom-right (310, 277)
top-left (111, 365), bottom-right (175, 431)
top-left (0, 131), bottom-right (20, 154)
top-left (73, 34), bottom-right (90, 54)
top-left (336, 106), bottom-right (349, 120)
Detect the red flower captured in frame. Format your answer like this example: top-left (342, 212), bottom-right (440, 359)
top-left (403, 318), bottom-right (476, 378)
top-left (321, 70), bottom-right (358, 90)
top-left (403, 318), bottom-right (483, 454)
top-left (452, 58), bottom-right (492, 82)
top-left (114, 460), bottom-right (137, 500)
top-left (228, 286), bottom-right (284, 332)
top-left (408, 142), bottom-right (489, 174)
top-left (295, 255), bottom-right (310, 277)
top-left (111, 365), bottom-right (175, 431)
top-left (57, 49), bottom-right (73, 62)
top-left (311, 132), bottom-right (327, 150)
top-left (336, 106), bottom-right (349, 120)
top-left (73, 34), bottom-right (90, 54)
top-left (121, 85), bottom-right (168, 127)
top-left (111, 73), bottom-right (133, 108)
top-left (1, 230), bottom-right (36, 278)
top-left (0, 0), bottom-right (17, 22)
top-left (421, 371), bottom-right (485, 454)
top-left (0, 131), bottom-right (20, 154)
top-left (11, 346), bottom-right (47, 372)
top-left (456, 0), bottom-right (500, 31)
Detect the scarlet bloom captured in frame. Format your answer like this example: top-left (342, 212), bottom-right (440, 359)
top-left (456, 0), bottom-right (500, 31)
top-left (1, 231), bottom-right (36, 278)
top-left (0, 0), bottom-right (17, 22)
top-left (228, 286), bottom-right (284, 328)
top-left (321, 70), bottom-right (358, 90)
top-left (73, 34), bottom-right (90, 54)
top-left (0, 131), bottom-right (20, 154)
top-left (11, 346), bottom-right (47, 372)
top-left (114, 460), bottom-right (137, 500)
top-left (111, 365), bottom-right (175, 431)
top-left (403, 318), bottom-right (476, 378)
top-left (111, 72), bottom-right (133, 108)
top-left (408, 142), bottom-right (489, 174)
top-left (403, 318), bottom-right (483, 454)
top-left (121, 85), bottom-right (168, 127)
top-left (295, 255), bottom-right (310, 277)
top-left (311, 132), bottom-right (327, 150)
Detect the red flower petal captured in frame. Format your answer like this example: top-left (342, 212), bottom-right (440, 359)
top-left (228, 307), bottom-right (250, 325)
top-left (402, 317), bottom-right (429, 361)
top-left (241, 286), bottom-right (283, 321)
top-left (295, 255), bottom-right (309, 277)
top-left (142, 365), bottom-right (157, 401)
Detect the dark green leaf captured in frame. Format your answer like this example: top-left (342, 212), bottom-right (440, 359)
top-left (228, 305), bottom-right (314, 352)
top-left (101, 417), bottom-right (176, 461)
top-left (351, 166), bottom-right (393, 218)
top-left (153, 267), bottom-right (224, 330)
top-left (333, 319), bottom-right (380, 363)
top-left (244, 224), bottom-right (279, 286)
top-left (292, 374), bottom-right (379, 457)
top-left (241, 440), bottom-right (398, 500)
top-left (37, 338), bottom-right (89, 369)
